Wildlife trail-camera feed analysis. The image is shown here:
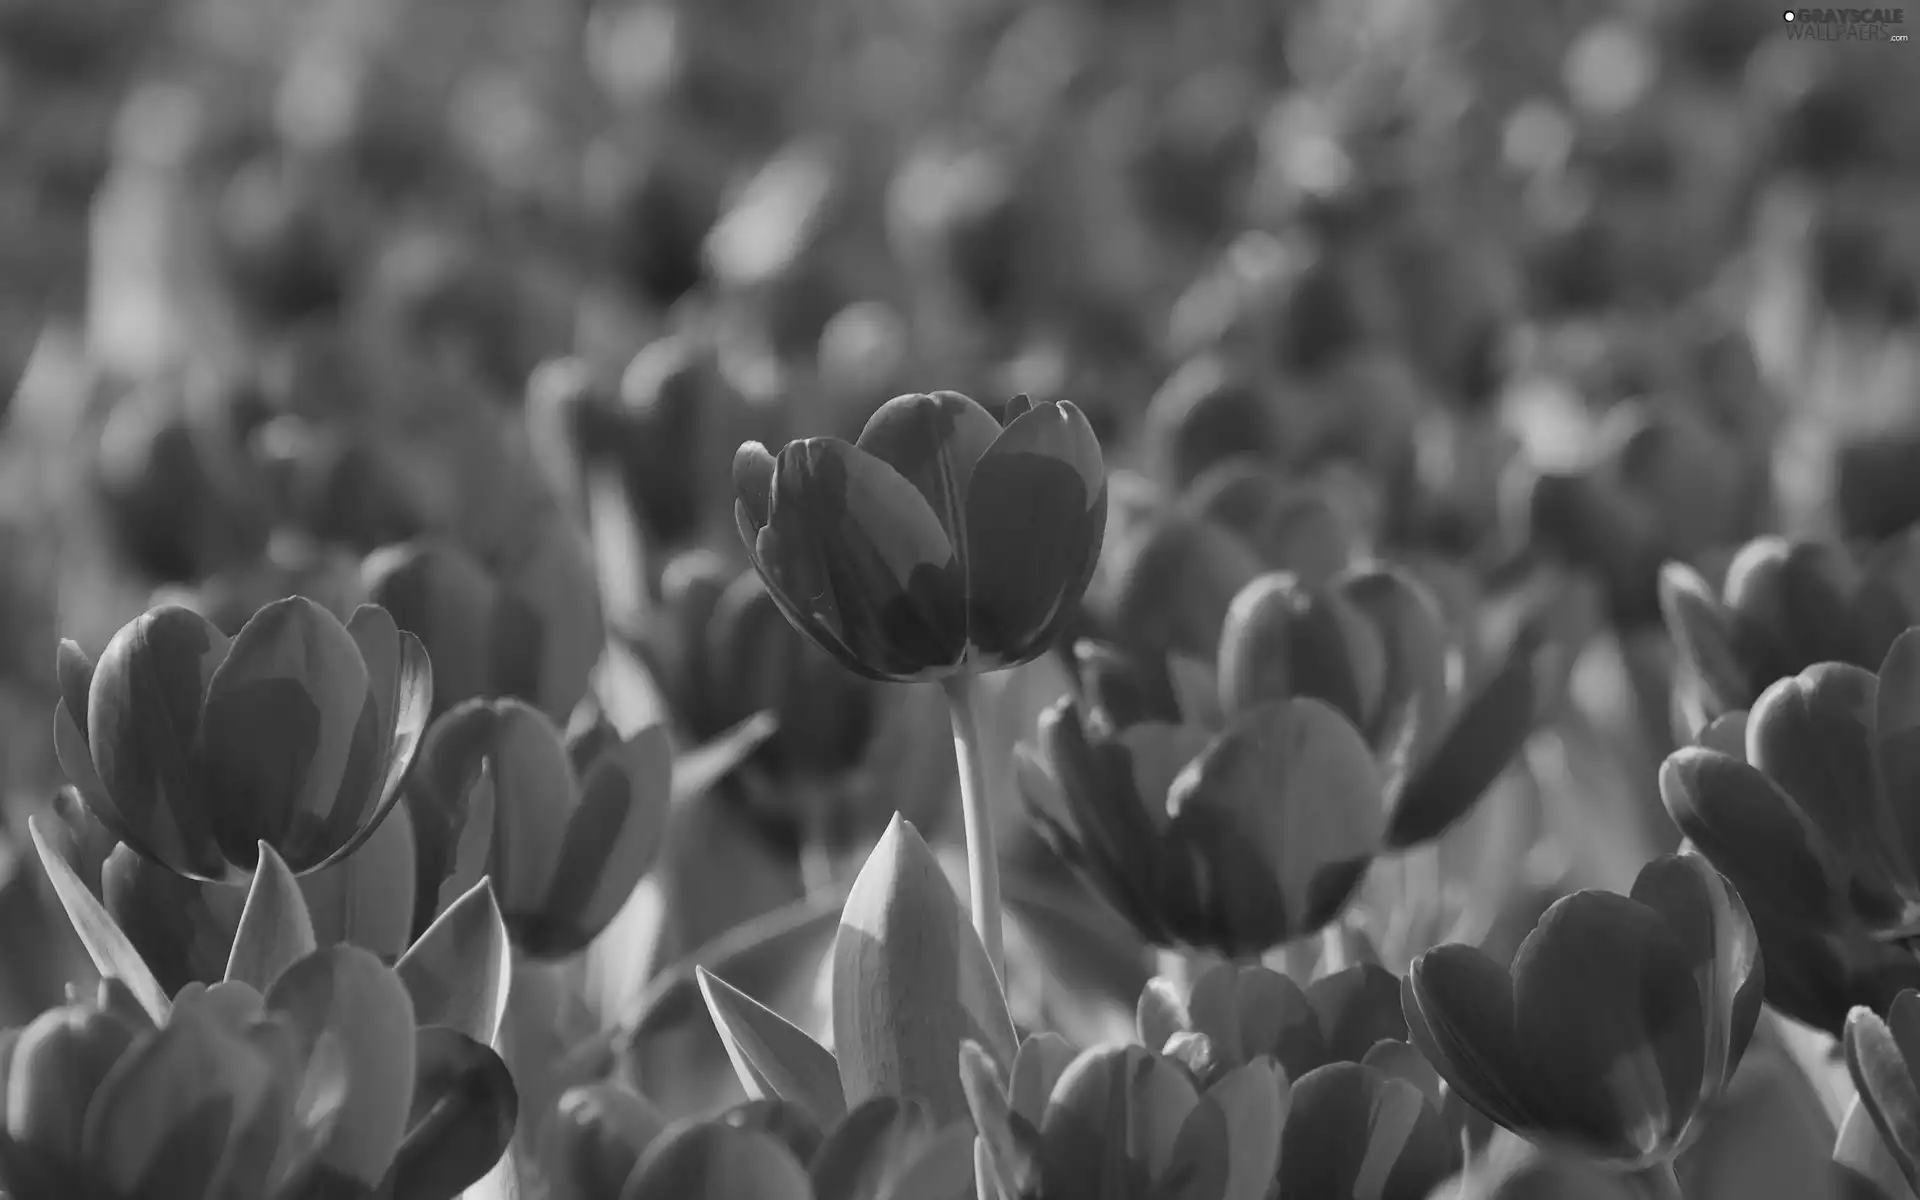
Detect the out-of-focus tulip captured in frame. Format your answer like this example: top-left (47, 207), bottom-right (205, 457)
top-left (53, 597), bottom-right (431, 882)
top-left (545, 1082), bottom-right (668, 1200)
top-left (1661, 630), bottom-right (1920, 1033)
top-left (888, 145), bottom-right (1031, 324)
top-left (732, 391), bottom-right (1106, 682)
top-left (1659, 535), bottom-right (1920, 733)
top-left (1517, 400), bottom-right (1765, 626)
top-left (1404, 853), bottom-right (1763, 1170)
top-left (363, 533), bottom-right (603, 725)
top-left (149, 535), bottom-right (366, 636)
top-left (404, 697), bottom-right (670, 957)
top-left (640, 552), bottom-right (953, 851)
top-left (1136, 959), bottom-right (1407, 1082)
top-left (1139, 356), bottom-right (1290, 492)
top-left (962, 1035), bottom-right (1285, 1200)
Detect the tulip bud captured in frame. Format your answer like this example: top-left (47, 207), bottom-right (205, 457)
top-left (1216, 572), bottom-right (1385, 724)
top-left (410, 698), bottom-right (670, 957)
top-left (363, 541), bottom-right (500, 716)
top-left (5, 979), bottom-right (151, 1169)
top-left (546, 1082), bottom-right (667, 1200)
top-left (1140, 356), bottom-right (1287, 490)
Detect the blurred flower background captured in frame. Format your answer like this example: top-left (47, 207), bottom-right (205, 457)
top-left (3, 0), bottom-right (1920, 1195)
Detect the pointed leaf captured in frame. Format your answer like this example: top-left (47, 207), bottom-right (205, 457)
top-left (699, 966), bottom-right (847, 1123)
top-left (832, 816), bottom-right (1019, 1124)
top-left (396, 878), bottom-right (512, 1047)
top-left (225, 842), bottom-right (318, 990)
top-left (673, 712), bottom-right (780, 805)
top-left (29, 815), bottom-right (168, 1023)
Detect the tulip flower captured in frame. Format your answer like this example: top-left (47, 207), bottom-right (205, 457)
top-left (545, 1082), bottom-right (669, 1200)
top-left (1404, 853), bottom-right (1763, 1177)
top-left (404, 697), bottom-right (671, 957)
top-left (1139, 357), bottom-right (1291, 492)
top-left (733, 391), bottom-right (1105, 684)
top-left (1137, 959), bottom-right (1409, 1082)
top-left (639, 551), bottom-right (954, 854)
top-left (364, 530), bottom-right (603, 725)
top-left (53, 597), bottom-right (431, 883)
top-left (0, 978), bottom-right (338, 1200)
top-left (1660, 630), bottom-right (1920, 1033)
top-left (962, 1035), bottom-right (1285, 1200)
top-left (1659, 534), bottom-right (1920, 734)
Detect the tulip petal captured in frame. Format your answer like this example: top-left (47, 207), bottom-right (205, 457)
top-left (314, 606), bottom-right (432, 874)
top-left (1749, 666), bottom-right (1914, 921)
top-left (1837, 1095), bottom-right (1920, 1200)
top-left (1186, 462), bottom-right (1355, 588)
top-left (1403, 946), bottom-right (1537, 1137)
top-left (1385, 609), bottom-right (1556, 849)
top-left (363, 541), bottom-right (501, 716)
top-left (1040, 1045), bottom-right (1198, 1196)
top-left (699, 966), bottom-right (848, 1124)
top-left (854, 392), bottom-right (1006, 538)
top-left (873, 1121), bottom-right (976, 1200)
top-left (1511, 891), bottom-right (1706, 1164)
top-left (1660, 563), bottom-right (1754, 716)
top-left (1215, 572), bottom-right (1375, 724)
top-left (102, 843), bottom-right (245, 996)
top-left (833, 816), bottom-right (1019, 1124)
top-left (225, 843), bottom-right (318, 991)
top-left (385, 1027), bottom-right (518, 1200)
top-left (522, 726), bottom-right (672, 957)
top-left (481, 702), bottom-right (578, 923)
top-left (1850, 1000), bottom-right (1920, 1195)
top-left (1111, 512), bottom-right (1267, 664)
top-left (80, 1001), bottom-right (275, 1198)
top-left (406, 713), bottom-right (501, 942)
top-left (807, 1095), bottom-right (937, 1200)
top-left (1308, 964), bottom-right (1412, 1070)
top-left (54, 699), bottom-right (115, 828)
top-left (1187, 962), bottom-right (1321, 1075)
top-left (547, 1083), bottom-right (666, 1200)
top-left (1338, 566), bottom-right (1453, 791)
top-left (266, 945), bottom-right (418, 1184)
top-left (1189, 1059), bottom-right (1287, 1200)
top-left (1278, 1062), bottom-right (1456, 1200)
top-left (197, 598), bottom-right (372, 871)
top-left (300, 798), bottom-right (418, 960)
top-left (1879, 630), bottom-right (1920, 874)
top-left (30, 816), bottom-right (170, 1024)
top-left (963, 399), bottom-right (1108, 667)
top-left (754, 438), bottom-right (966, 680)
top-left (621, 1122), bottom-right (813, 1200)
top-left (1628, 854), bottom-right (1764, 1101)
top-left (86, 606), bottom-right (231, 879)
top-left (1169, 698), bottom-right (1385, 930)
top-left (1659, 748), bottom-right (1848, 928)
top-left (396, 878), bottom-right (512, 1047)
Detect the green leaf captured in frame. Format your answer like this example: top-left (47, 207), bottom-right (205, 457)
top-left (672, 712), bottom-right (780, 805)
top-left (225, 842), bottom-right (317, 990)
top-left (698, 966), bottom-right (847, 1124)
top-left (29, 814), bottom-right (169, 1023)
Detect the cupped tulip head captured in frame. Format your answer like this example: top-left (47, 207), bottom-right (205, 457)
top-left (1276, 1052), bottom-right (1463, 1200)
top-left (1403, 853), bottom-right (1763, 1170)
top-left (545, 1083), bottom-right (666, 1200)
top-left (1660, 629), bottom-right (1920, 945)
top-left (1138, 959), bottom-right (1409, 1083)
top-left (1140, 357), bottom-right (1289, 491)
top-left (407, 698), bottom-right (671, 958)
top-left (1022, 681), bottom-right (1386, 960)
top-left (966, 1038), bottom-right (1286, 1200)
top-left (58, 598), bottom-right (432, 883)
top-left (733, 390), bottom-right (1107, 682)
top-left (2, 978), bottom-right (154, 1182)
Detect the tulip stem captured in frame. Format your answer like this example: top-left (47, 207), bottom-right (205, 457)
top-left (1633, 1162), bottom-right (1685, 1200)
top-left (942, 672), bottom-right (1006, 988)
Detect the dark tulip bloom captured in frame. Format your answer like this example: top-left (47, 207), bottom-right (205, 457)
top-left (1404, 854), bottom-right (1763, 1171)
top-left (733, 392), bottom-right (1106, 683)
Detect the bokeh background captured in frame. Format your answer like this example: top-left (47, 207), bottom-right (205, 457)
top-left (2, 0), bottom-right (1920, 1156)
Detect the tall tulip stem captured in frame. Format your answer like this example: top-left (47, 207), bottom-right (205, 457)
top-left (1634, 1162), bottom-right (1685, 1200)
top-left (943, 671), bottom-right (1005, 987)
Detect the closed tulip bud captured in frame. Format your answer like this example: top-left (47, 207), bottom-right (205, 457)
top-left (965, 1039), bottom-right (1285, 1200)
top-left (54, 598), bottom-right (431, 882)
top-left (546, 1082), bottom-right (666, 1200)
top-left (734, 391), bottom-right (1106, 682)
top-left (1723, 536), bottom-right (1873, 681)
top-left (4, 979), bottom-right (152, 1173)
top-left (409, 698), bottom-right (670, 957)
top-left (1404, 853), bottom-right (1763, 1170)
top-left (1140, 357), bottom-right (1288, 491)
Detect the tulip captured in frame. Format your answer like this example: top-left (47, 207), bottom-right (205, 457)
top-left (363, 536), bottom-right (602, 725)
top-left (54, 597), bottom-right (431, 883)
top-left (962, 1036), bottom-right (1285, 1200)
top-left (1137, 959), bottom-right (1409, 1082)
top-left (1139, 357), bottom-right (1290, 492)
top-left (545, 1082), bottom-right (669, 1200)
top-left (639, 551), bottom-right (955, 854)
top-left (1659, 630), bottom-right (1920, 1030)
top-left (404, 697), bottom-right (671, 957)
top-left (1659, 535), bottom-right (1920, 733)
top-left (733, 390), bottom-right (1105, 683)
top-left (1404, 853), bottom-right (1763, 1172)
